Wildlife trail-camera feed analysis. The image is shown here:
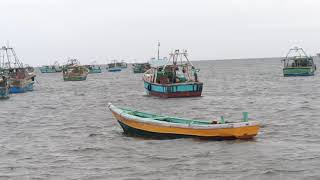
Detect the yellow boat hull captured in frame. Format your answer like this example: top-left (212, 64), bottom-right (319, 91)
top-left (109, 104), bottom-right (260, 139)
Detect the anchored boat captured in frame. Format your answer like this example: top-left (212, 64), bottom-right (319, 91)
top-left (143, 49), bottom-right (203, 98)
top-left (7, 68), bottom-right (36, 93)
top-left (40, 65), bottom-right (56, 73)
top-left (62, 59), bottom-right (88, 81)
top-left (107, 60), bottom-right (122, 72)
top-left (0, 75), bottom-right (9, 99)
top-left (85, 61), bottom-right (102, 74)
top-left (86, 65), bottom-right (102, 73)
top-left (119, 61), bottom-right (127, 69)
top-left (40, 61), bottom-right (62, 73)
top-left (0, 46), bottom-right (36, 93)
top-left (282, 47), bottom-right (317, 76)
top-left (132, 63), bottom-right (151, 73)
top-left (108, 103), bottom-right (260, 139)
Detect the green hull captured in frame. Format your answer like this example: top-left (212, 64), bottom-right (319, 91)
top-left (283, 67), bottom-right (316, 76)
top-left (63, 76), bottom-right (87, 81)
top-left (40, 68), bottom-right (57, 73)
top-left (40, 67), bottom-right (63, 73)
top-left (88, 69), bottom-right (102, 73)
top-left (133, 69), bottom-right (145, 73)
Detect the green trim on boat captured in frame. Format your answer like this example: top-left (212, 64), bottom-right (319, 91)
top-left (121, 107), bottom-right (217, 125)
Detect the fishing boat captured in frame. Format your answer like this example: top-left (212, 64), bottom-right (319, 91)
top-left (149, 42), bottom-right (168, 67)
top-left (108, 103), bottom-right (260, 139)
top-left (143, 49), bottom-right (203, 98)
top-left (85, 61), bottom-right (102, 73)
top-left (40, 65), bottom-right (57, 73)
top-left (282, 47), bottom-right (317, 76)
top-left (62, 59), bottom-right (88, 81)
top-left (85, 65), bottom-right (102, 73)
top-left (107, 60), bottom-right (122, 72)
top-left (132, 63), bottom-right (151, 73)
top-left (40, 61), bottom-right (62, 73)
top-left (0, 46), bottom-right (36, 93)
top-left (119, 61), bottom-right (127, 69)
top-left (0, 75), bottom-right (9, 99)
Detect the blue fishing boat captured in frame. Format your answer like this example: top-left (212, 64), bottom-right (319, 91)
top-left (107, 60), bottom-right (122, 72)
top-left (8, 68), bottom-right (36, 93)
top-left (143, 46), bottom-right (203, 98)
top-left (0, 75), bottom-right (9, 99)
top-left (0, 46), bottom-right (36, 93)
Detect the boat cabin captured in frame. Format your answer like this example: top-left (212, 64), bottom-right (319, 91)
top-left (282, 47), bottom-right (315, 68)
top-left (144, 49), bottom-right (199, 84)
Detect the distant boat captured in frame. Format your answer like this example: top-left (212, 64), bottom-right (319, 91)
top-left (108, 103), bottom-right (260, 139)
top-left (0, 46), bottom-right (36, 93)
top-left (40, 65), bottom-right (57, 73)
top-left (85, 65), bottom-right (102, 74)
top-left (148, 41), bottom-right (169, 68)
top-left (143, 49), bottom-right (203, 98)
top-left (282, 47), bottom-right (316, 76)
top-left (0, 75), bottom-right (9, 99)
top-left (62, 59), bottom-right (88, 81)
top-left (107, 60), bottom-right (122, 72)
top-left (119, 61), bottom-right (127, 69)
top-left (40, 61), bottom-right (62, 73)
top-left (132, 63), bottom-right (151, 73)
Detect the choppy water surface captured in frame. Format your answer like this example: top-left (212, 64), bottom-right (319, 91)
top-left (1, 58), bottom-right (320, 180)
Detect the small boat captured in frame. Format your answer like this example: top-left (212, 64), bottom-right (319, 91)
top-left (40, 61), bottom-right (62, 73)
top-left (85, 65), bottom-right (102, 73)
top-left (0, 75), bottom-right (9, 99)
top-left (108, 103), bottom-right (260, 139)
top-left (107, 60), bottom-right (122, 72)
top-left (85, 61), bottom-right (102, 74)
top-left (119, 61), bottom-right (127, 69)
top-left (282, 47), bottom-right (317, 76)
top-left (132, 63), bottom-right (151, 73)
top-left (40, 65), bottom-right (58, 73)
top-left (143, 49), bottom-right (203, 98)
top-left (62, 59), bottom-right (88, 81)
top-left (0, 46), bottom-right (36, 93)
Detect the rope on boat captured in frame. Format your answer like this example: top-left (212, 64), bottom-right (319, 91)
top-left (35, 79), bottom-right (40, 85)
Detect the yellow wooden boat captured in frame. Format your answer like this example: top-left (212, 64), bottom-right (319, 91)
top-left (108, 103), bottom-right (260, 139)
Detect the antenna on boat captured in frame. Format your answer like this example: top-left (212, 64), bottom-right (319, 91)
top-left (157, 41), bottom-right (160, 60)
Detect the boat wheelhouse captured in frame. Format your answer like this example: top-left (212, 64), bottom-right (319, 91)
top-left (282, 47), bottom-right (316, 76)
top-left (143, 49), bottom-right (203, 98)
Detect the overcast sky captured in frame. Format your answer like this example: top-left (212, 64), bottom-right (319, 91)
top-left (1, 0), bottom-right (320, 66)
